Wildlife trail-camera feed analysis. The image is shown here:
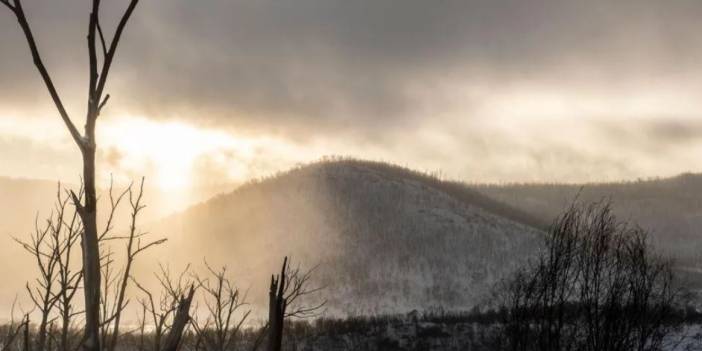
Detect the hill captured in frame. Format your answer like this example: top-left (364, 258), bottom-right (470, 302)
top-left (476, 174), bottom-right (702, 266)
top-left (157, 159), bottom-right (544, 315)
top-left (6, 162), bottom-right (702, 315)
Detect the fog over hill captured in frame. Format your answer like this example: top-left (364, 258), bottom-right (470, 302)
top-left (155, 159), bottom-right (543, 315)
top-left (476, 174), bottom-right (702, 265)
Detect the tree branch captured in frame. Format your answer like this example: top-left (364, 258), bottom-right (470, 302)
top-left (0, 0), bottom-right (16, 12)
top-left (98, 94), bottom-right (111, 114)
top-left (95, 0), bottom-right (139, 101)
top-left (96, 15), bottom-right (108, 58)
top-left (69, 190), bottom-right (85, 216)
top-left (9, 0), bottom-right (84, 149)
top-left (86, 0), bottom-right (100, 140)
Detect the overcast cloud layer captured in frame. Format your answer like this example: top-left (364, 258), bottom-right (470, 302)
top-left (1, 0), bottom-right (702, 185)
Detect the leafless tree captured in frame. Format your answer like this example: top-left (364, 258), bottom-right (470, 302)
top-left (498, 200), bottom-right (681, 351)
top-left (15, 185), bottom-right (86, 351)
top-left (99, 248), bottom-right (120, 348)
top-left (265, 257), bottom-right (325, 351)
top-left (102, 178), bottom-right (166, 351)
top-left (16, 178), bottom-right (171, 351)
top-left (133, 265), bottom-right (196, 351)
top-left (161, 286), bottom-right (196, 351)
top-left (16, 213), bottom-right (60, 351)
top-left (54, 188), bottom-right (85, 351)
top-left (190, 262), bottom-right (251, 351)
top-left (0, 0), bottom-right (142, 349)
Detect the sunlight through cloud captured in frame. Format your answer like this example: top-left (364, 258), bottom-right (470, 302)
top-left (100, 116), bottom-right (262, 190)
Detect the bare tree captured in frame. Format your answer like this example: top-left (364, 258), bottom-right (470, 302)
top-left (265, 257), bottom-right (325, 351)
top-left (54, 188), bottom-right (85, 351)
top-left (161, 286), bottom-right (196, 351)
top-left (99, 248), bottom-right (120, 348)
top-left (497, 201), bottom-right (681, 351)
top-left (133, 265), bottom-right (196, 351)
top-left (190, 263), bottom-right (251, 351)
top-left (17, 213), bottom-right (60, 351)
top-left (16, 178), bottom-right (171, 351)
top-left (103, 178), bottom-right (167, 351)
top-left (0, 1), bottom-right (141, 349)
top-left (15, 185), bottom-right (86, 351)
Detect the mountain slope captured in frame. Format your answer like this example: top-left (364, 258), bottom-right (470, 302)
top-left (476, 174), bottom-right (702, 265)
top-left (157, 159), bottom-right (543, 315)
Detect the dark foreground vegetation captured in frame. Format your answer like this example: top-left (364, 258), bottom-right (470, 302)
top-left (3, 307), bottom-right (702, 351)
top-left (0, 311), bottom-right (495, 351)
top-left (496, 201), bottom-right (687, 351)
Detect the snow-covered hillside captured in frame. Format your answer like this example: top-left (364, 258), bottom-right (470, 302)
top-left (476, 174), bottom-right (702, 266)
top-left (156, 159), bottom-right (543, 315)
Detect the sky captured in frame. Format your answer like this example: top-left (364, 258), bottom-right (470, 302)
top-left (2, 0), bottom-right (702, 191)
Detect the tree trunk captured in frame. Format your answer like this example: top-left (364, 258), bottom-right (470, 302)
top-left (161, 286), bottom-right (196, 351)
top-left (61, 308), bottom-right (71, 351)
top-left (37, 313), bottom-right (48, 351)
top-left (267, 258), bottom-right (287, 351)
top-left (81, 146), bottom-right (102, 351)
top-left (1, 1), bottom-right (142, 350)
top-left (23, 315), bottom-right (30, 351)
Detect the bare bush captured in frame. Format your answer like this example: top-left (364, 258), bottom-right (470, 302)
top-left (133, 265), bottom-right (195, 351)
top-left (190, 263), bottom-right (251, 351)
top-left (498, 201), bottom-right (681, 351)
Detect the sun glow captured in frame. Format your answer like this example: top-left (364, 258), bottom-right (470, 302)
top-left (99, 116), bottom-right (259, 190)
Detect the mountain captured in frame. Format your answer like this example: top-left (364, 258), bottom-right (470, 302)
top-left (475, 174), bottom-right (702, 267)
top-left (155, 159), bottom-right (544, 316)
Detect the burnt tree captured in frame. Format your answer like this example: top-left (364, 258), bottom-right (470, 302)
top-left (191, 263), bottom-right (251, 351)
top-left (498, 201), bottom-right (681, 351)
top-left (266, 257), bottom-right (325, 351)
top-left (133, 265), bottom-right (196, 351)
top-left (0, 1), bottom-right (142, 351)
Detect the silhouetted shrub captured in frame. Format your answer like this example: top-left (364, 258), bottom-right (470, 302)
top-left (497, 200), bottom-right (683, 351)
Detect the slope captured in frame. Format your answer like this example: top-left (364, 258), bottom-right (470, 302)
top-left (157, 159), bottom-right (544, 315)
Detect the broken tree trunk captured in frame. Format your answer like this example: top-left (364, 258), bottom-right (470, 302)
top-left (160, 285), bottom-right (196, 351)
top-left (267, 257), bottom-right (288, 351)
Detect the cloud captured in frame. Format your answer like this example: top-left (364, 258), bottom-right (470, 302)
top-left (2, 0), bottom-right (702, 182)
